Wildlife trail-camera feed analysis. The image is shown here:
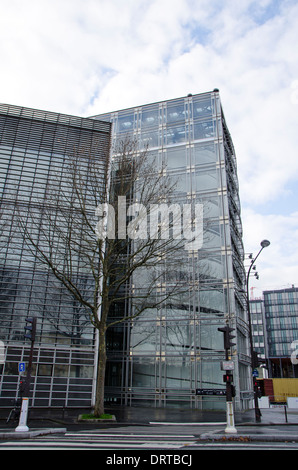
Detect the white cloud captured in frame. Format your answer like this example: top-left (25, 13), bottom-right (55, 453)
top-left (1, 0), bottom-right (298, 293)
top-left (242, 208), bottom-right (298, 295)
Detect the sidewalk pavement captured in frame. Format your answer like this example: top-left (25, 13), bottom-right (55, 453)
top-left (1, 406), bottom-right (298, 442)
top-left (0, 427), bottom-right (67, 440)
top-left (199, 408), bottom-right (298, 443)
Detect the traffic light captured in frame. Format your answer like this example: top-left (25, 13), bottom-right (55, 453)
top-left (19, 376), bottom-right (29, 396)
top-left (223, 372), bottom-right (236, 400)
top-left (218, 325), bottom-right (236, 350)
top-left (252, 350), bottom-right (260, 368)
top-left (24, 317), bottom-right (37, 342)
top-left (254, 379), bottom-right (262, 398)
top-left (223, 373), bottom-right (233, 383)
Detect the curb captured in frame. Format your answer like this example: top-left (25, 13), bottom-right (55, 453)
top-left (77, 414), bottom-right (116, 423)
top-left (0, 428), bottom-right (67, 440)
top-left (199, 430), bottom-right (298, 443)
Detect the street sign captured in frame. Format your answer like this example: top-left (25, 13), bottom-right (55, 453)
top-left (252, 369), bottom-right (259, 377)
top-left (221, 360), bottom-right (235, 371)
top-left (18, 362), bottom-right (25, 373)
top-left (196, 388), bottom-right (226, 396)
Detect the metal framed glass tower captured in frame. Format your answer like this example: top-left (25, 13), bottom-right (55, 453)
top-left (93, 90), bottom-right (250, 410)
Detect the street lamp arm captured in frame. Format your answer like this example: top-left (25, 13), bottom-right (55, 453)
top-left (246, 246), bottom-right (263, 287)
top-left (245, 239), bottom-right (270, 423)
top-left (246, 240), bottom-right (270, 288)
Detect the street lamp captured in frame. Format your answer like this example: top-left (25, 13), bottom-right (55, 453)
top-left (246, 240), bottom-right (270, 422)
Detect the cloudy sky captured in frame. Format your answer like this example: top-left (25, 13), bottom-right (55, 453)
top-left (1, 0), bottom-right (298, 296)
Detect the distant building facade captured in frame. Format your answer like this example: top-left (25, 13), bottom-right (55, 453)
top-left (249, 287), bottom-right (298, 379)
top-left (249, 299), bottom-right (268, 378)
top-left (263, 286), bottom-right (298, 378)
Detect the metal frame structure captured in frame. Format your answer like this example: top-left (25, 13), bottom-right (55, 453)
top-left (0, 104), bottom-right (111, 408)
top-left (94, 90), bottom-right (250, 411)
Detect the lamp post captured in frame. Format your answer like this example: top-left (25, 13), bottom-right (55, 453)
top-left (246, 240), bottom-right (270, 422)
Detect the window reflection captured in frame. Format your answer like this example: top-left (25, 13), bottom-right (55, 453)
top-left (141, 109), bottom-right (159, 128)
top-left (117, 114), bottom-right (134, 133)
top-left (194, 120), bottom-right (215, 140)
top-left (193, 98), bottom-right (213, 119)
top-left (165, 125), bottom-right (186, 145)
top-left (166, 101), bottom-right (187, 123)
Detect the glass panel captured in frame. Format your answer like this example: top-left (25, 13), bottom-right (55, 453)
top-left (203, 222), bottom-right (221, 249)
top-left (132, 356), bottom-right (156, 388)
top-left (38, 364), bottom-right (53, 376)
top-left (192, 143), bottom-right (217, 165)
top-left (199, 194), bottom-right (221, 218)
top-left (166, 101), bottom-right (187, 123)
top-left (193, 120), bottom-right (214, 140)
top-left (199, 287), bottom-right (225, 315)
top-left (192, 97), bottom-right (213, 119)
top-left (165, 322), bottom-right (193, 354)
top-left (117, 114), bottom-right (134, 133)
top-left (200, 322), bottom-right (223, 350)
top-left (165, 125), bottom-right (186, 145)
top-left (165, 356), bottom-right (191, 388)
top-left (193, 166), bottom-right (218, 192)
top-left (166, 146), bottom-right (186, 169)
top-left (175, 173), bottom-right (189, 193)
top-left (69, 365), bottom-right (93, 378)
top-left (140, 130), bottom-right (159, 149)
top-left (53, 364), bottom-right (69, 377)
top-left (130, 311), bottom-right (158, 355)
top-left (200, 360), bottom-right (222, 389)
top-left (141, 108), bottom-right (159, 128)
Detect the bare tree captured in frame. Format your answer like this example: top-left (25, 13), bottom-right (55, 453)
top-left (15, 137), bottom-right (197, 416)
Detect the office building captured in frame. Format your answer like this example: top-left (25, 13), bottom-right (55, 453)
top-left (249, 299), bottom-right (268, 378)
top-left (93, 90), bottom-right (250, 410)
top-left (0, 104), bottom-right (111, 407)
top-left (0, 92), bottom-right (251, 412)
top-left (263, 286), bottom-right (298, 378)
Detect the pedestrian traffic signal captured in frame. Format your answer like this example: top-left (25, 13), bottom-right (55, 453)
top-left (19, 377), bottom-right (29, 396)
top-left (223, 373), bottom-right (233, 383)
top-left (254, 379), bottom-right (262, 398)
top-left (218, 325), bottom-right (236, 350)
top-left (24, 317), bottom-right (37, 342)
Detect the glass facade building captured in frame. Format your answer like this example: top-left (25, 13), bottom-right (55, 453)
top-left (249, 299), bottom-right (268, 378)
top-left (93, 90), bottom-right (251, 410)
top-left (0, 104), bottom-right (111, 408)
top-left (250, 299), bottom-right (268, 361)
top-left (0, 92), bottom-right (251, 411)
top-left (264, 286), bottom-right (298, 378)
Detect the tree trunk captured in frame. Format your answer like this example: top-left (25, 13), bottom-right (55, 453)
top-left (94, 324), bottom-right (106, 417)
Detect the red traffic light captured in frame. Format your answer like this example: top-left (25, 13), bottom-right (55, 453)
top-left (223, 374), bottom-right (233, 383)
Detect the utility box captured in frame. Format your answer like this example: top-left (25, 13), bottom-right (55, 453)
top-left (287, 397), bottom-right (298, 409)
top-left (258, 396), bottom-right (270, 408)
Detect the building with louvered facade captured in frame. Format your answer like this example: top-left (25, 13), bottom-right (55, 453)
top-left (0, 104), bottom-right (111, 407)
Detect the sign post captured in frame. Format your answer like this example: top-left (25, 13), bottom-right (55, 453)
top-left (218, 324), bottom-right (237, 434)
top-left (15, 317), bottom-right (37, 433)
